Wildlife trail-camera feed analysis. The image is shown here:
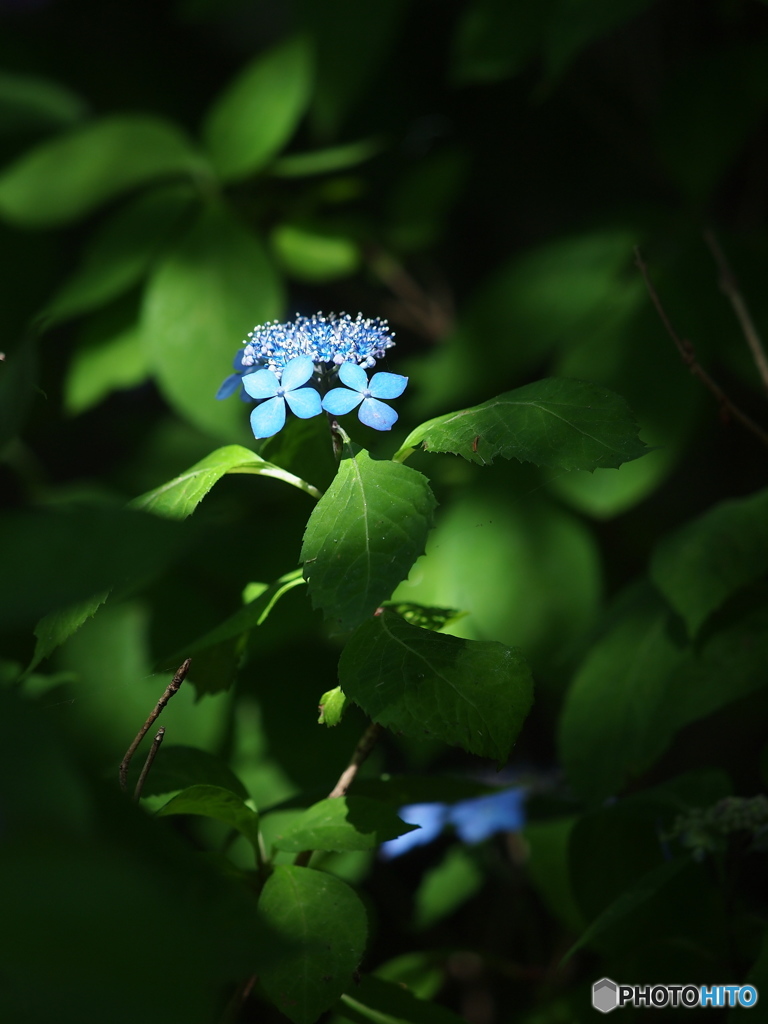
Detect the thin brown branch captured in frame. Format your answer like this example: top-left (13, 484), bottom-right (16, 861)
top-left (634, 247), bottom-right (768, 449)
top-left (133, 727), bottom-right (165, 801)
top-left (218, 973), bottom-right (257, 1024)
top-left (294, 721), bottom-right (383, 867)
top-left (704, 229), bottom-right (768, 395)
top-left (119, 658), bottom-right (190, 792)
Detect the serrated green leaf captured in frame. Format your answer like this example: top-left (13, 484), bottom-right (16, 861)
top-left (339, 610), bottom-right (533, 763)
top-left (271, 796), bottom-right (417, 853)
top-left (340, 974), bottom-right (467, 1024)
top-left (135, 745), bottom-right (249, 799)
top-left (256, 865), bottom-right (367, 1024)
top-left (301, 447), bottom-right (436, 633)
top-left (131, 444), bottom-right (321, 520)
top-left (0, 115), bottom-right (209, 227)
top-left (40, 183), bottom-right (197, 327)
top-left (650, 488), bottom-right (768, 636)
top-left (156, 784), bottom-right (260, 853)
top-left (395, 378), bottom-right (648, 470)
top-left (202, 35), bottom-right (313, 181)
top-left (141, 202), bottom-right (284, 440)
top-left (29, 590), bottom-right (110, 674)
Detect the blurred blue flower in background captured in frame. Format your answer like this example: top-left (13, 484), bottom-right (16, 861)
top-left (380, 787), bottom-right (528, 860)
top-left (322, 361), bottom-right (408, 430)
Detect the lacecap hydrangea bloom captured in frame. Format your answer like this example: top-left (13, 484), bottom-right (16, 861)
top-left (217, 312), bottom-right (408, 439)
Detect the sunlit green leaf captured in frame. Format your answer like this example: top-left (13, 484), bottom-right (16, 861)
top-left (340, 974), bottom-right (467, 1024)
top-left (650, 488), bottom-right (768, 636)
top-left (271, 796), bottom-right (417, 853)
top-left (339, 610), bottom-right (533, 763)
top-left (395, 378), bottom-right (648, 470)
top-left (271, 137), bottom-right (380, 177)
top-left (301, 446), bottom-right (436, 633)
top-left (318, 685), bottom-right (347, 726)
top-left (141, 201), bottom-right (284, 440)
top-left (65, 319), bottom-right (147, 415)
top-left (131, 444), bottom-right (321, 520)
top-left (256, 865), bottom-right (367, 1024)
top-left (156, 783), bottom-right (260, 852)
top-left (40, 183), bottom-right (197, 327)
top-left (0, 115), bottom-right (209, 226)
top-left (202, 35), bottom-right (313, 181)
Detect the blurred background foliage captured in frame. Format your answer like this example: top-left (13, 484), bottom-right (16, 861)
top-left (2, 0), bottom-right (768, 1021)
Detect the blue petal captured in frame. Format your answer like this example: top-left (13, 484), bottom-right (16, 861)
top-left (368, 371), bottom-right (408, 400)
top-left (242, 368), bottom-right (280, 400)
top-left (337, 361), bottom-right (368, 392)
top-left (285, 387), bottom-right (322, 419)
top-left (359, 397), bottom-right (398, 430)
top-left (379, 803), bottom-right (449, 860)
top-left (216, 373), bottom-right (242, 400)
top-left (249, 396), bottom-right (286, 438)
top-left (322, 387), bottom-right (364, 416)
top-left (448, 789), bottom-right (527, 844)
top-left (281, 355), bottom-right (315, 391)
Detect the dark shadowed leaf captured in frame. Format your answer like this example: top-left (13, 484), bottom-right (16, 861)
top-left (256, 865), bottom-right (367, 1024)
top-left (395, 378), bottom-right (648, 470)
top-left (301, 447), bottom-right (436, 632)
top-left (0, 71), bottom-right (86, 133)
top-left (339, 610), bottom-right (533, 763)
top-left (136, 745), bottom-right (249, 799)
top-left (339, 974), bottom-right (467, 1024)
top-left (0, 115), bottom-right (209, 226)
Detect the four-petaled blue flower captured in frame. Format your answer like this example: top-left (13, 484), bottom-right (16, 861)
top-left (241, 355), bottom-right (322, 438)
top-left (322, 361), bottom-right (408, 431)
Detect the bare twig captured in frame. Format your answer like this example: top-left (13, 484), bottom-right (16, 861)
top-left (294, 721), bottom-right (383, 867)
top-left (703, 229), bottom-right (768, 395)
top-left (119, 658), bottom-right (190, 792)
top-left (133, 727), bottom-right (165, 801)
top-left (218, 973), bottom-right (257, 1024)
top-left (634, 248), bottom-right (768, 449)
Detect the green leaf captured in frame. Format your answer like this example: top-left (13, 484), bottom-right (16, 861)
top-left (131, 444), bottom-right (321, 519)
top-left (545, 0), bottom-right (657, 80)
top-left (301, 446), bottom-right (437, 633)
top-left (271, 222), bottom-right (360, 282)
top-left (64, 317), bottom-right (148, 416)
top-left (340, 974), bottom-right (467, 1024)
top-left (271, 796), bottom-right (417, 853)
top-left (270, 137), bottom-right (380, 177)
top-left (558, 583), bottom-right (688, 803)
top-left (135, 745), bottom-right (249, 799)
top-left (29, 591), bottom-right (111, 674)
top-left (318, 685), bottom-right (347, 726)
top-left (384, 603), bottom-right (466, 632)
top-left (413, 845), bottom-right (483, 929)
top-left (155, 784), bottom-right (260, 853)
top-left (256, 865), bottom-right (367, 1024)
top-left (650, 488), bottom-right (768, 636)
top-left (561, 859), bottom-right (688, 965)
top-left (339, 610), bottom-right (533, 763)
top-left (39, 183), bottom-right (197, 327)
top-left (141, 201), bottom-right (284, 440)
top-left (0, 115), bottom-right (209, 227)
top-left (395, 378), bottom-right (649, 470)
top-left (0, 507), bottom-right (190, 631)
top-left (202, 35), bottom-right (313, 181)
top-left (0, 72), bottom-right (86, 134)
top-left (160, 569), bottom-right (306, 695)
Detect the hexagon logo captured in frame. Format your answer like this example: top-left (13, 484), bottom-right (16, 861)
top-left (593, 978), bottom-right (619, 1013)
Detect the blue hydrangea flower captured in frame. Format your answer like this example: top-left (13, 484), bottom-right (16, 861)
top-left (218, 312), bottom-right (406, 439)
top-left (322, 361), bottom-right (408, 430)
top-left (379, 788), bottom-right (528, 860)
top-left (241, 355), bottom-right (322, 438)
